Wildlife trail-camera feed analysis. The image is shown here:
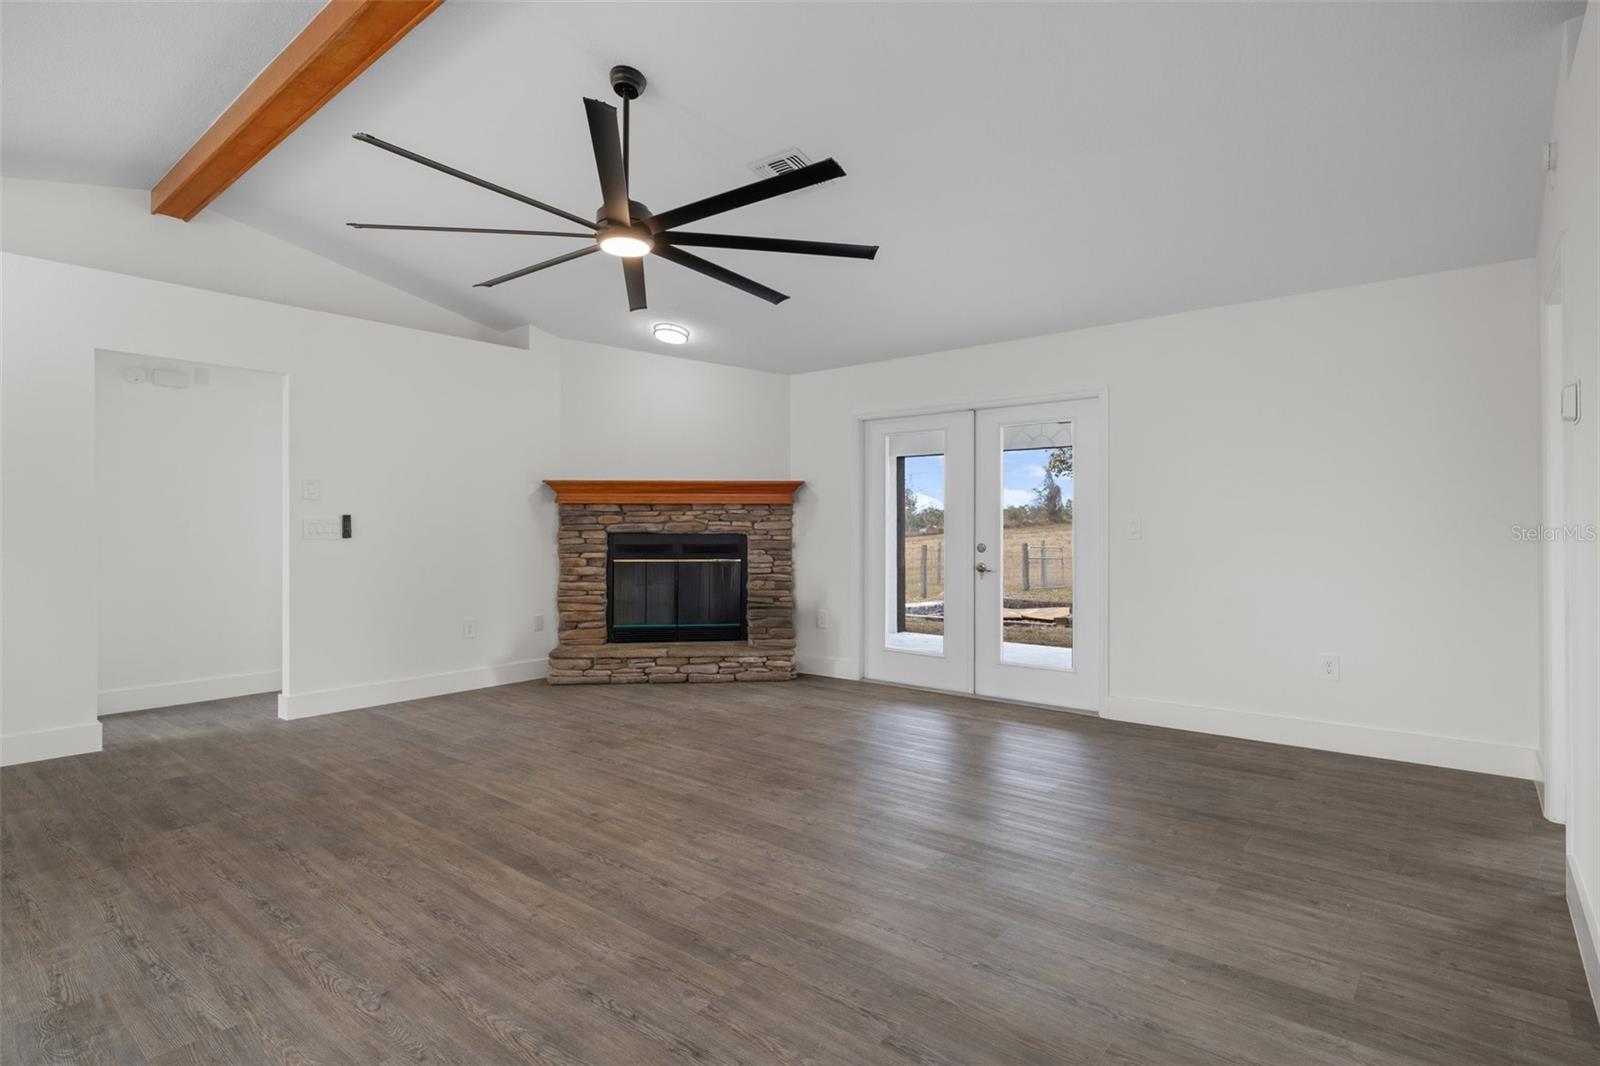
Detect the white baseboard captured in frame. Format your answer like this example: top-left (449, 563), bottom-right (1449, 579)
top-left (99, 669), bottom-right (281, 715)
top-left (0, 721), bottom-right (103, 767)
top-left (1571, 860), bottom-right (1600, 1016)
top-left (277, 658), bottom-right (548, 720)
top-left (1105, 695), bottom-right (1537, 779)
top-left (796, 655), bottom-right (859, 680)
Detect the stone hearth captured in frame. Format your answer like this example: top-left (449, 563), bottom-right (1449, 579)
top-left (545, 482), bottom-right (801, 684)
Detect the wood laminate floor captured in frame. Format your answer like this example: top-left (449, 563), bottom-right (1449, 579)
top-left (2, 678), bottom-right (1596, 1065)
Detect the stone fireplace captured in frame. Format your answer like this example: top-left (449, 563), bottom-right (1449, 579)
top-left (544, 480), bottom-right (801, 684)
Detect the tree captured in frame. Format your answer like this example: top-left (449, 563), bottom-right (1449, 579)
top-left (1035, 469), bottom-right (1064, 523)
top-left (1046, 445), bottom-right (1073, 479)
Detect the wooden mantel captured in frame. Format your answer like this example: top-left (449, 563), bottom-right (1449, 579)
top-left (543, 480), bottom-right (804, 505)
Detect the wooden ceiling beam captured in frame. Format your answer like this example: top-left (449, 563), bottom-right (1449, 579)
top-left (150, 0), bottom-right (441, 221)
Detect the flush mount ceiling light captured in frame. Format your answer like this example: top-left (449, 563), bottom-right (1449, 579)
top-left (652, 322), bottom-right (689, 345)
top-left (347, 64), bottom-right (878, 311)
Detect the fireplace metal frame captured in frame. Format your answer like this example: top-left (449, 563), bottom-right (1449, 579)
top-left (605, 532), bottom-right (749, 643)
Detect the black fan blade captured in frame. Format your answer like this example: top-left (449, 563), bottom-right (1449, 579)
top-left (475, 246), bottom-right (598, 289)
top-left (354, 133), bottom-right (596, 230)
top-left (654, 244), bottom-right (788, 305)
top-left (622, 256), bottom-right (647, 311)
top-left (661, 232), bottom-right (878, 259)
top-left (348, 224), bottom-right (592, 237)
top-left (649, 159), bottom-right (846, 231)
top-left (583, 99), bottom-right (630, 225)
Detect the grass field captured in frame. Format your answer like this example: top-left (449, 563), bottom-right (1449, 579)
top-left (901, 522), bottom-right (1074, 604)
top-left (899, 522), bottom-right (1073, 648)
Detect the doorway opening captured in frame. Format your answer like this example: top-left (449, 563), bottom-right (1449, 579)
top-left (94, 352), bottom-right (286, 717)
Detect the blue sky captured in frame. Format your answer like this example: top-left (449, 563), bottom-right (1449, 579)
top-left (905, 448), bottom-right (1072, 510)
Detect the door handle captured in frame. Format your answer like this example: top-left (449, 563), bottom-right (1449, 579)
top-left (975, 562), bottom-right (992, 575)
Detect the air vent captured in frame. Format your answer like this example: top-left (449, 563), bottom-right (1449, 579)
top-left (749, 147), bottom-right (815, 179)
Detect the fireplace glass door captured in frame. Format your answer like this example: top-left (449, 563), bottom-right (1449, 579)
top-left (608, 533), bottom-right (748, 642)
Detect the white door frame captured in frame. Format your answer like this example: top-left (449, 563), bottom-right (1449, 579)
top-left (1539, 246), bottom-right (1568, 823)
top-left (853, 386), bottom-right (1110, 713)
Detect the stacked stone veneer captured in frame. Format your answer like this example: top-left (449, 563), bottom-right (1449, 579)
top-left (548, 502), bottom-right (796, 684)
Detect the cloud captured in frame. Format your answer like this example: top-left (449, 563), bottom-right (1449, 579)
top-left (1020, 463), bottom-right (1046, 480)
top-left (1002, 488), bottom-right (1035, 507)
top-left (913, 491), bottom-right (944, 510)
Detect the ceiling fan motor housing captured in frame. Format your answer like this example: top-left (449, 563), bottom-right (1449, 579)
top-left (595, 201), bottom-right (653, 225)
top-left (595, 201), bottom-right (655, 249)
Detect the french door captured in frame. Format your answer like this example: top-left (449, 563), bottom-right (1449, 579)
top-left (863, 397), bottom-right (1105, 711)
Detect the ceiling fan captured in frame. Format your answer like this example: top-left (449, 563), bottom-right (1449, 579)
top-left (347, 65), bottom-right (878, 310)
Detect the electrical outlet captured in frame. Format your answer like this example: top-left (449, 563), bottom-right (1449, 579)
top-left (816, 608), bottom-right (830, 630)
top-left (301, 478), bottom-right (321, 501)
top-left (463, 618), bottom-right (477, 640)
top-left (1318, 654), bottom-right (1340, 681)
top-left (1126, 515), bottom-right (1143, 540)
top-left (534, 614), bottom-right (545, 632)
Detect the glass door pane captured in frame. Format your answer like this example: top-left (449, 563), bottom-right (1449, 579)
top-left (998, 421), bottom-right (1074, 669)
top-left (895, 451), bottom-right (946, 649)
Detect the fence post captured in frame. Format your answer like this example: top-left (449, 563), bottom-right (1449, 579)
top-left (1021, 542), bottom-right (1030, 591)
top-left (1039, 542), bottom-right (1047, 587)
top-left (920, 543), bottom-right (928, 599)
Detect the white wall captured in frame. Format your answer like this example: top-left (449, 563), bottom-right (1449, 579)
top-left (1537, 5), bottom-right (1600, 1009)
top-left (1, 253), bottom-right (562, 763)
top-left (96, 353), bottom-right (283, 714)
top-left (1, 178), bottom-right (512, 346)
top-left (791, 260), bottom-right (1541, 779)
top-left (558, 339), bottom-right (790, 478)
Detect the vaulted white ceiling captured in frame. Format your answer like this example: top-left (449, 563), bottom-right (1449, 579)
top-left (1, 1), bottom-right (320, 187)
top-left (1, 2), bottom-right (1580, 372)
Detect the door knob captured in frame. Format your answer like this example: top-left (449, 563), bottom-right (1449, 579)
top-left (975, 562), bottom-right (992, 575)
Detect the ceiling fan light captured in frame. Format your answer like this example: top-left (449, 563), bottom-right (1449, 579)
top-left (598, 227), bottom-right (653, 257)
top-left (652, 322), bottom-right (690, 345)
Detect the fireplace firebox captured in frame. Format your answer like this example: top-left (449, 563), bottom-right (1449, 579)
top-left (606, 532), bottom-right (749, 643)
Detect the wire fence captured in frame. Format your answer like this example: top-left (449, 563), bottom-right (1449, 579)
top-left (909, 542), bottom-right (945, 600)
top-left (1018, 542), bottom-right (1069, 590)
top-left (902, 540), bottom-right (1070, 599)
